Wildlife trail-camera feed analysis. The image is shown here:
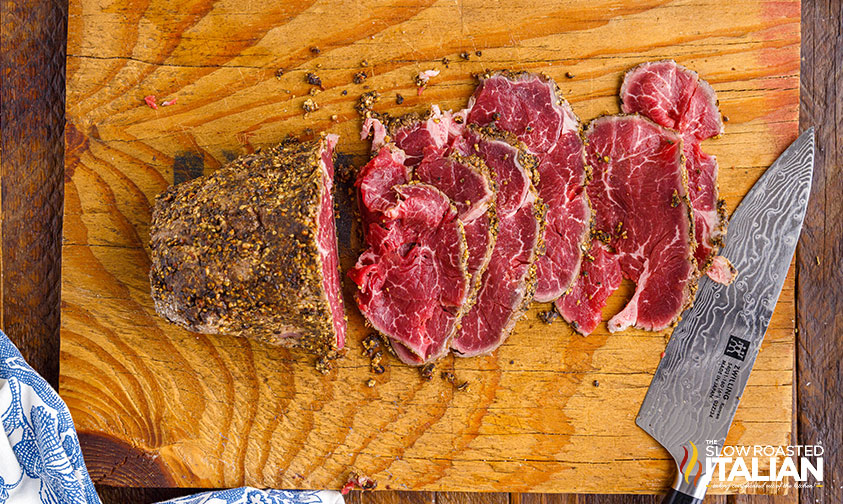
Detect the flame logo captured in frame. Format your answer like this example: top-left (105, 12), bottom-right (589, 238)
top-left (678, 441), bottom-right (703, 485)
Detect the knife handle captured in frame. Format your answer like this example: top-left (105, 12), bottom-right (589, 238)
top-left (662, 488), bottom-right (704, 503)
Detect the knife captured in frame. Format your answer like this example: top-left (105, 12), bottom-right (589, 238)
top-left (636, 128), bottom-right (815, 503)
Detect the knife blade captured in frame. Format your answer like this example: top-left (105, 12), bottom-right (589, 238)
top-left (636, 128), bottom-right (815, 503)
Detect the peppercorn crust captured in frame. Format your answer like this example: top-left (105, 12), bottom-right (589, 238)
top-left (149, 137), bottom-right (339, 357)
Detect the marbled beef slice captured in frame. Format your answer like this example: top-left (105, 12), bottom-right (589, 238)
top-left (467, 70), bottom-right (591, 303)
top-left (349, 143), bottom-right (471, 365)
top-left (451, 126), bottom-right (546, 357)
top-left (621, 60), bottom-right (734, 284)
top-left (556, 116), bottom-right (698, 334)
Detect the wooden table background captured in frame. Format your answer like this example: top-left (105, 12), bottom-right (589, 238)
top-left (1, 0), bottom-right (839, 503)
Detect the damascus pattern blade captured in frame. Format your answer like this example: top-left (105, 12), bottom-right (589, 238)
top-left (636, 128), bottom-right (814, 498)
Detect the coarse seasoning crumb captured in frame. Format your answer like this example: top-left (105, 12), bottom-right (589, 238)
top-left (538, 310), bottom-right (559, 324)
top-left (362, 333), bottom-right (386, 374)
top-left (302, 99), bottom-right (319, 113)
top-left (439, 371), bottom-right (469, 391)
top-left (362, 333), bottom-right (381, 357)
top-left (353, 71), bottom-right (368, 84)
top-left (671, 189), bottom-right (681, 208)
top-left (315, 356), bottom-right (333, 374)
top-left (305, 72), bottom-right (322, 87)
top-left (420, 363), bottom-right (435, 380)
top-left (355, 91), bottom-right (380, 115)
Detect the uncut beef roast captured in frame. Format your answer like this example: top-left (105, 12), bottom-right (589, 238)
top-left (621, 60), bottom-right (735, 284)
top-left (149, 136), bottom-right (346, 362)
top-left (556, 116), bottom-right (698, 334)
top-left (467, 71), bottom-right (591, 303)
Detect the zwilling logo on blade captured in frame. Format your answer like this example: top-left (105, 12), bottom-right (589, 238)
top-left (724, 335), bottom-right (750, 361)
top-left (679, 441), bottom-right (704, 486)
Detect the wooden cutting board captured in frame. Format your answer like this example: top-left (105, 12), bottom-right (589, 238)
top-left (60, 0), bottom-right (800, 494)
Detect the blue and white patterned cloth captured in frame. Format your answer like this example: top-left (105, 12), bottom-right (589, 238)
top-left (0, 330), bottom-right (344, 504)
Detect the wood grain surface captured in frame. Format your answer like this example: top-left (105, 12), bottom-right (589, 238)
top-left (1, 0), bottom-right (66, 388)
top-left (795, 1), bottom-right (843, 503)
top-left (58, 0), bottom-right (805, 495)
top-left (8, 0), bottom-right (841, 502)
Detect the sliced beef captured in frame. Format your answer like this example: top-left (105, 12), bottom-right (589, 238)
top-left (387, 105), bottom-right (467, 166)
top-left (365, 108), bottom-right (499, 319)
top-left (150, 136), bottom-right (346, 357)
top-left (415, 144), bottom-right (493, 223)
top-left (621, 60), bottom-right (734, 283)
top-left (555, 241), bottom-right (621, 335)
top-left (356, 144), bottom-right (410, 229)
top-left (349, 150), bottom-right (471, 364)
top-left (556, 116), bottom-right (697, 333)
top-left (467, 71), bottom-right (591, 302)
top-left (451, 127), bottom-right (545, 357)
top-left (358, 98), bottom-right (548, 360)
top-left (358, 108), bottom-right (545, 359)
top-left (415, 143), bottom-right (497, 299)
